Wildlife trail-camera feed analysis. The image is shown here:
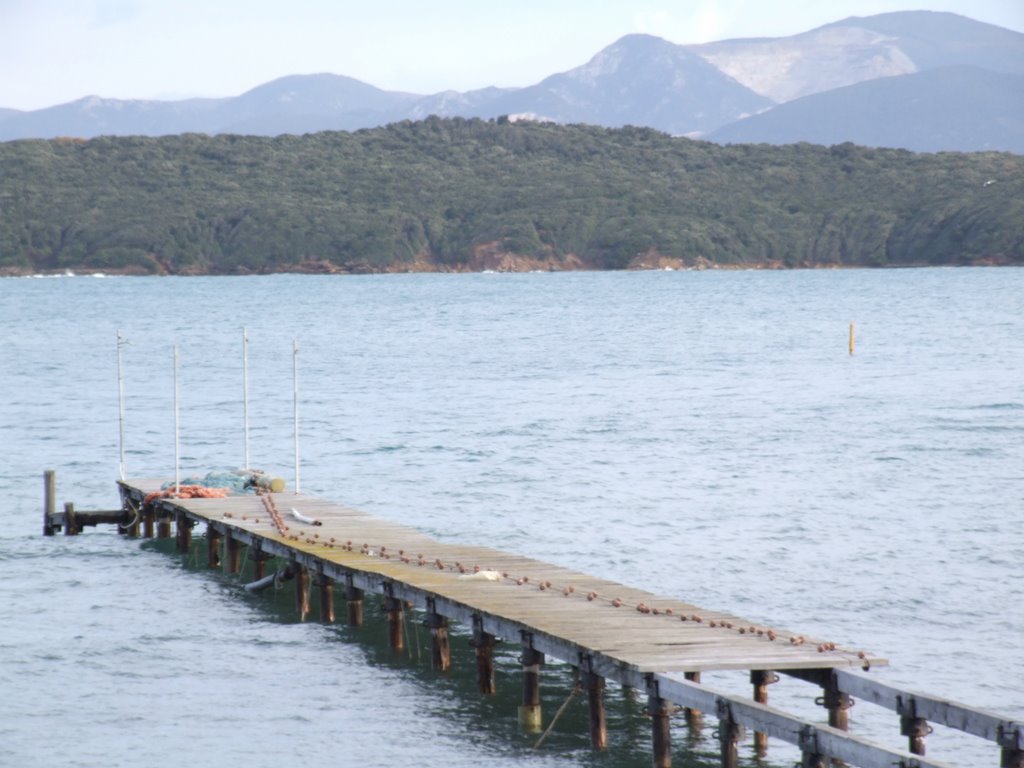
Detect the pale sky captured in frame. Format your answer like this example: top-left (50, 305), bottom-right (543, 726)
top-left (1, 0), bottom-right (1022, 110)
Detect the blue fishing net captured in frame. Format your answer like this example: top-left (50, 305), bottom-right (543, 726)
top-left (160, 471), bottom-right (261, 494)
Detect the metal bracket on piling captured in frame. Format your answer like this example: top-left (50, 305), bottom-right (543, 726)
top-left (715, 698), bottom-right (746, 768)
top-left (815, 670), bottom-right (854, 730)
top-left (998, 722), bottom-right (1024, 768)
top-left (798, 725), bottom-right (827, 768)
top-left (897, 695), bottom-right (933, 755)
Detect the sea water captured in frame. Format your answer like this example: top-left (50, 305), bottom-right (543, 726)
top-left (0, 268), bottom-right (1021, 767)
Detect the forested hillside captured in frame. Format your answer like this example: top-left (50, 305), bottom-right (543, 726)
top-left (1, 118), bottom-right (1021, 275)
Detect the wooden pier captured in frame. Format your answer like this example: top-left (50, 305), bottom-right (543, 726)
top-left (44, 470), bottom-right (1023, 768)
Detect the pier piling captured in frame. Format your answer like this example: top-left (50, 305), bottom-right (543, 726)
top-left (43, 470), bottom-right (56, 536)
top-left (647, 682), bottom-right (672, 768)
top-left (318, 572), bottom-right (335, 624)
top-left (345, 575), bottom-right (363, 627)
top-left (471, 615), bottom-right (497, 695)
top-left (582, 662), bottom-right (608, 750)
top-left (518, 640), bottom-right (543, 731)
top-left (425, 600), bottom-right (451, 672)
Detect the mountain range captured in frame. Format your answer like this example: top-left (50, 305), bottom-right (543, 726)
top-left (1, 11), bottom-right (1022, 153)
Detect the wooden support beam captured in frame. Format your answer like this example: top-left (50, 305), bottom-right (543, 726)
top-left (345, 575), bottom-right (363, 627)
top-left (143, 506), bottom-right (155, 538)
top-left (471, 615), bottom-right (496, 695)
top-left (43, 470), bottom-right (56, 536)
top-left (206, 526), bottom-right (220, 568)
top-left (751, 670), bottom-right (777, 756)
top-left (63, 502), bottom-right (78, 536)
top-left (425, 600), bottom-right (451, 672)
top-left (318, 573), bottom-right (334, 624)
top-left (156, 514), bottom-right (171, 539)
top-left (647, 685), bottom-right (672, 768)
top-left (518, 637), bottom-right (543, 731)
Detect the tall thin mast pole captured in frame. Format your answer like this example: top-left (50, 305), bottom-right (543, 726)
top-left (293, 339), bottom-right (300, 495)
top-left (174, 345), bottom-right (180, 495)
top-left (117, 331), bottom-right (127, 481)
top-left (243, 326), bottom-right (250, 470)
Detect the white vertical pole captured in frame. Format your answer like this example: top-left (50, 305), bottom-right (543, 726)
top-left (117, 330), bottom-right (127, 481)
top-left (293, 339), bottom-right (300, 495)
top-left (174, 344), bottom-right (180, 495)
top-left (243, 326), bottom-right (250, 470)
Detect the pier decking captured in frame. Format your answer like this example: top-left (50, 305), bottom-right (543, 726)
top-left (43, 471), bottom-right (1023, 768)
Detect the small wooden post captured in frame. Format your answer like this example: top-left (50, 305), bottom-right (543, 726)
top-left (471, 615), bottom-right (496, 695)
top-left (318, 573), bottom-right (334, 624)
top-left (175, 510), bottom-right (191, 552)
top-left (223, 531), bottom-right (241, 574)
top-left (751, 670), bottom-right (776, 755)
top-left (425, 599), bottom-right (451, 672)
top-left (43, 470), bottom-right (57, 536)
top-left (142, 506), bottom-right (155, 538)
top-left (582, 665), bottom-right (608, 750)
top-left (518, 639), bottom-right (543, 731)
top-left (206, 526), bottom-right (221, 568)
top-left (716, 699), bottom-right (745, 768)
top-left (647, 686), bottom-right (672, 768)
top-left (684, 671), bottom-right (703, 732)
top-left (294, 564), bottom-right (309, 621)
top-left (345, 575), bottom-right (363, 627)
top-left (63, 502), bottom-right (78, 536)
top-left (156, 514), bottom-right (171, 539)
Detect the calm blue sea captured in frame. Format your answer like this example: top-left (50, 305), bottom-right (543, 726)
top-left (1, 269), bottom-right (1021, 767)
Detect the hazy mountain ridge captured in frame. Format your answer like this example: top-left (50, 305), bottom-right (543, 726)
top-left (709, 65), bottom-right (1024, 154)
top-left (1, 11), bottom-right (1022, 152)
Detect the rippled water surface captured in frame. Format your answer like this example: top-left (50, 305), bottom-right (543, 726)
top-left (1, 269), bottom-right (1021, 767)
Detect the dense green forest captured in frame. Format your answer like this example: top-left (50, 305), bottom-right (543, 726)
top-left (1, 117), bottom-right (1021, 275)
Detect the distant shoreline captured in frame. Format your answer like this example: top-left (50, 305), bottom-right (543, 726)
top-left (3, 260), bottom-right (1017, 279)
